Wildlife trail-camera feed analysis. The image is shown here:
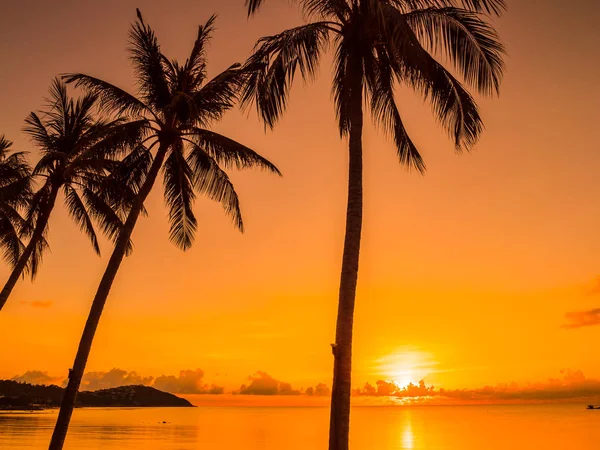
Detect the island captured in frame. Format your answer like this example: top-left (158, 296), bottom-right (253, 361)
top-left (0, 380), bottom-right (193, 410)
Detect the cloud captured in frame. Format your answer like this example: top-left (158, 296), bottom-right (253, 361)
top-left (353, 370), bottom-right (600, 403)
top-left (153, 369), bottom-right (224, 394)
top-left (20, 300), bottom-right (53, 308)
top-left (12, 368), bottom-right (600, 403)
top-left (353, 379), bottom-right (435, 398)
top-left (7, 368), bottom-right (224, 394)
top-left (314, 383), bottom-right (331, 397)
top-left (586, 276), bottom-right (600, 296)
top-left (79, 368), bottom-right (154, 391)
top-left (438, 369), bottom-right (600, 402)
top-left (237, 372), bottom-right (301, 395)
top-left (562, 308), bottom-right (600, 329)
top-left (11, 370), bottom-right (63, 385)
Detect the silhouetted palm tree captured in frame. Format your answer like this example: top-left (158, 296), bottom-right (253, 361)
top-left (0, 136), bottom-right (32, 274)
top-left (0, 80), bottom-right (141, 312)
top-left (243, 1), bottom-right (506, 449)
top-left (49, 11), bottom-right (280, 450)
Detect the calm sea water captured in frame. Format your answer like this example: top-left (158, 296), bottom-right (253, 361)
top-left (1, 404), bottom-right (598, 449)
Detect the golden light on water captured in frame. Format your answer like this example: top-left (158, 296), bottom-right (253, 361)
top-left (401, 421), bottom-right (414, 449)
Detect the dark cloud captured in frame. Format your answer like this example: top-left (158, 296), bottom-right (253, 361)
top-left (79, 368), bottom-right (154, 391)
top-left (312, 383), bottom-right (331, 396)
top-left (11, 370), bottom-right (63, 385)
top-left (153, 369), bottom-right (224, 394)
top-left (562, 308), bottom-right (600, 329)
top-left (20, 300), bottom-right (53, 308)
top-left (237, 372), bottom-right (301, 395)
top-left (304, 383), bottom-right (331, 396)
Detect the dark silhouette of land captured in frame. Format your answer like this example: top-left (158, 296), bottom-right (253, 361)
top-left (0, 380), bottom-right (192, 410)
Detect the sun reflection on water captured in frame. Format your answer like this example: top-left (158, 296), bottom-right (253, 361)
top-left (401, 421), bottom-right (414, 449)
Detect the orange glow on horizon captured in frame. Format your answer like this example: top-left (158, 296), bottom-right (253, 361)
top-left (0, 0), bottom-right (600, 404)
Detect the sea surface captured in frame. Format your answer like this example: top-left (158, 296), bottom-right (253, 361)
top-left (0, 403), bottom-right (598, 449)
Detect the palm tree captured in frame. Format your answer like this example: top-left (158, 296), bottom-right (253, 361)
top-left (0, 80), bottom-right (142, 312)
top-left (0, 136), bottom-right (32, 274)
top-left (49, 10), bottom-right (280, 449)
top-left (242, 1), bottom-right (506, 449)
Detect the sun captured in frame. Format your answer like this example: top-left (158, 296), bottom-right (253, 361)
top-left (394, 373), bottom-right (415, 389)
top-left (375, 348), bottom-right (436, 387)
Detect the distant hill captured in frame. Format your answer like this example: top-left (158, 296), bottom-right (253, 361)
top-left (0, 380), bottom-right (193, 409)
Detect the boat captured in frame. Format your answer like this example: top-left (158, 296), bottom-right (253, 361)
top-left (586, 405), bottom-right (600, 409)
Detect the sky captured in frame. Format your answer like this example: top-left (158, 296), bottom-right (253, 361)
top-left (1, 0), bottom-right (600, 399)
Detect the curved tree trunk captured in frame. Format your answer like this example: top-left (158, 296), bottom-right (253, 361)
top-left (0, 186), bottom-right (59, 311)
top-left (328, 62), bottom-right (364, 450)
top-left (48, 144), bottom-right (168, 450)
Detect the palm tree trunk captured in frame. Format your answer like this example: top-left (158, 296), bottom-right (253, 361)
top-left (0, 186), bottom-right (59, 311)
top-left (328, 61), bottom-right (364, 450)
top-left (48, 144), bottom-right (169, 450)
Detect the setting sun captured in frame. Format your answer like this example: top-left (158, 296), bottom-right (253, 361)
top-left (375, 349), bottom-right (436, 387)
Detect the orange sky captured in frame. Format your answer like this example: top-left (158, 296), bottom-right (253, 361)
top-left (1, 0), bottom-right (600, 394)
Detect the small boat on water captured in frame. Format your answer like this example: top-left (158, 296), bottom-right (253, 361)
top-left (586, 405), bottom-right (600, 410)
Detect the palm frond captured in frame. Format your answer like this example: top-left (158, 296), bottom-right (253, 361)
top-left (0, 135), bottom-right (30, 267)
top-left (129, 9), bottom-right (172, 111)
top-left (459, 0), bottom-right (506, 15)
top-left (162, 141), bottom-right (197, 250)
top-left (389, 0), bottom-right (505, 16)
top-left (0, 137), bottom-right (32, 205)
top-left (411, 60), bottom-right (483, 150)
top-left (301, 0), bottom-right (351, 21)
top-left (186, 142), bottom-right (244, 232)
top-left (31, 152), bottom-right (68, 177)
top-left (85, 143), bottom-right (154, 223)
top-left (378, 2), bottom-right (484, 150)
top-left (73, 119), bottom-right (151, 166)
top-left (366, 49), bottom-right (425, 172)
top-left (23, 182), bottom-right (52, 228)
top-left (20, 182), bottom-right (53, 279)
top-left (0, 174), bottom-right (32, 208)
top-left (70, 90), bottom-right (100, 139)
top-left (110, 143), bottom-right (155, 197)
top-left (80, 187), bottom-right (133, 255)
top-left (241, 22), bottom-right (331, 128)
top-left (246, 0), bottom-right (265, 16)
top-left (404, 6), bottom-right (505, 95)
top-left (184, 129), bottom-right (281, 174)
top-left (63, 73), bottom-right (150, 117)
top-left (332, 33), bottom-right (351, 136)
top-left (25, 230), bottom-right (49, 280)
top-left (0, 136), bottom-right (14, 156)
top-left (23, 112), bottom-right (55, 152)
top-left (184, 15), bottom-right (217, 87)
top-left (192, 63), bottom-right (246, 126)
top-left (63, 185), bottom-right (100, 255)
top-left (46, 78), bottom-right (70, 136)
top-left (0, 207), bottom-right (25, 268)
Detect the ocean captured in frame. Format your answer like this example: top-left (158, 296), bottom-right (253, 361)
top-left (1, 403), bottom-right (598, 449)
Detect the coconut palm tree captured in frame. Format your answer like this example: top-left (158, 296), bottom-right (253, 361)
top-left (49, 10), bottom-right (280, 449)
top-left (242, 1), bottom-right (506, 449)
top-left (0, 136), bottom-right (32, 273)
top-left (0, 80), bottom-right (143, 312)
